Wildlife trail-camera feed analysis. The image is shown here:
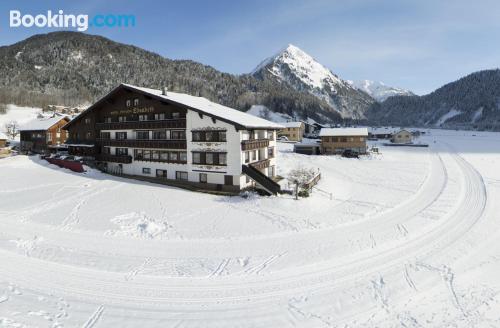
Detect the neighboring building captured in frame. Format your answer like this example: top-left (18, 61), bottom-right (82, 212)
top-left (368, 127), bottom-right (399, 139)
top-left (294, 143), bottom-right (321, 155)
top-left (0, 132), bottom-right (8, 148)
top-left (391, 129), bottom-right (413, 144)
top-left (319, 127), bottom-right (368, 155)
top-left (278, 121), bottom-right (305, 141)
top-left (19, 116), bottom-right (70, 154)
top-left (63, 84), bottom-right (284, 194)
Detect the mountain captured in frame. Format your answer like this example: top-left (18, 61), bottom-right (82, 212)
top-left (348, 80), bottom-right (414, 102)
top-left (251, 44), bottom-right (375, 119)
top-left (0, 32), bottom-right (342, 124)
top-left (367, 69), bottom-right (500, 130)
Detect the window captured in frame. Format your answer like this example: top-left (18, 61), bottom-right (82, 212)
top-left (219, 153), bottom-right (227, 165)
top-left (268, 147), bottom-right (274, 158)
top-left (269, 166), bottom-right (275, 177)
top-left (172, 112), bottom-right (180, 119)
top-left (171, 130), bottom-right (185, 140)
top-left (160, 151), bottom-right (169, 161)
top-left (85, 118), bottom-right (91, 124)
top-left (219, 131), bottom-right (226, 142)
top-left (153, 130), bottom-right (166, 139)
top-left (102, 147), bottom-right (111, 154)
top-left (199, 173), bottom-right (207, 183)
top-left (126, 100), bottom-right (131, 107)
top-left (193, 152), bottom-right (201, 164)
top-left (192, 131), bottom-right (201, 141)
top-left (151, 150), bottom-right (159, 160)
top-left (116, 132), bottom-right (127, 140)
top-left (101, 132), bottom-right (111, 139)
top-left (251, 151), bottom-right (256, 161)
top-left (340, 137), bottom-right (347, 142)
top-left (104, 117), bottom-right (112, 123)
top-left (86, 132), bottom-right (92, 139)
top-left (206, 132), bottom-right (213, 141)
top-left (136, 131), bottom-right (149, 139)
top-left (116, 148), bottom-right (128, 156)
top-left (134, 149), bottom-right (143, 160)
top-left (47, 133), bottom-right (52, 141)
top-left (154, 113), bottom-right (165, 120)
top-left (170, 152), bottom-right (178, 161)
top-left (268, 131), bottom-right (274, 140)
top-left (142, 168), bottom-right (151, 174)
top-left (138, 114), bottom-right (148, 121)
top-left (176, 171), bottom-right (188, 181)
top-left (143, 150), bottom-right (151, 160)
top-left (134, 98), bottom-right (139, 106)
top-left (360, 137), bottom-right (365, 141)
top-left (179, 152), bottom-right (187, 162)
top-left (156, 169), bottom-right (167, 178)
top-left (206, 153), bottom-right (214, 165)
top-left (245, 151), bottom-right (250, 163)
top-left (118, 116), bottom-right (126, 122)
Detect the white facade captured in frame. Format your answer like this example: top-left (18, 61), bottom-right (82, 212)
top-left (103, 108), bottom-right (277, 191)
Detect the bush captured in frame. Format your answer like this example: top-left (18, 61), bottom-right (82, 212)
top-left (298, 189), bottom-right (310, 198)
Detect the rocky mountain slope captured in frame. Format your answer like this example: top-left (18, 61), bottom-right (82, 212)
top-left (251, 44), bottom-right (375, 119)
top-left (348, 80), bottom-right (414, 102)
top-left (367, 69), bottom-right (500, 130)
top-left (0, 32), bottom-right (342, 124)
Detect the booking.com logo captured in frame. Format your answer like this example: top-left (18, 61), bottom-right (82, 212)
top-left (9, 10), bottom-right (136, 31)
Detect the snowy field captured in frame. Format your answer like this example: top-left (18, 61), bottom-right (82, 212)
top-left (1, 130), bottom-right (500, 327)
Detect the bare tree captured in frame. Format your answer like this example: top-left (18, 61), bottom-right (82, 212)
top-left (4, 121), bottom-right (20, 140)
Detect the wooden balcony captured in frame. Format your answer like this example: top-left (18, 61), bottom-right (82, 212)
top-left (96, 139), bottom-right (186, 149)
top-left (250, 158), bottom-right (270, 170)
top-left (95, 119), bottom-right (186, 130)
top-left (95, 154), bottom-right (132, 164)
top-left (241, 139), bottom-right (269, 151)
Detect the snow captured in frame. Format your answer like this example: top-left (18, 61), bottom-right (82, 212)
top-left (246, 105), bottom-right (293, 123)
top-left (121, 84), bottom-right (284, 129)
top-left (1, 130), bottom-right (500, 326)
top-left (0, 105), bottom-right (42, 140)
top-left (255, 44), bottom-right (345, 90)
top-left (281, 121), bottom-right (303, 128)
top-left (319, 127), bottom-right (368, 136)
top-left (19, 115), bottom-right (68, 131)
top-left (436, 109), bottom-right (462, 126)
top-left (349, 80), bottom-right (414, 102)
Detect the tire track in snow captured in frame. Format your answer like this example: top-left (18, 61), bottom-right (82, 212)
top-left (82, 305), bottom-right (104, 328)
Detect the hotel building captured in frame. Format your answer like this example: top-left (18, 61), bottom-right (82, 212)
top-left (63, 84), bottom-right (283, 194)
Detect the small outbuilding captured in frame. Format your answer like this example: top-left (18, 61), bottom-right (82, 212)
top-left (293, 143), bottom-right (321, 155)
top-left (278, 122), bottom-right (305, 142)
top-left (0, 132), bottom-right (8, 148)
top-left (391, 129), bottom-right (413, 144)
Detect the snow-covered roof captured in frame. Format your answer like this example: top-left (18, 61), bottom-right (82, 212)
top-left (19, 116), bottom-right (68, 131)
top-left (319, 127), bottom-right (368, 137)
top-left (123, 84), bottom-right (284, 129)
top-left (281, 121), bottom-right (304, 128)
top-left (369, 127), bottom-right (400, 135)
top-left (0, 131), bottom-right (8, 140)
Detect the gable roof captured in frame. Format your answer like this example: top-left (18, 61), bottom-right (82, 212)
top-left (64, 84), bottom-right (284, 130)
top-left (19, 116), bottom-right (69, 131)
top-left (281, 121), bottom-right (304, 128)
top-left (319, 127), bottom-right (368, 137)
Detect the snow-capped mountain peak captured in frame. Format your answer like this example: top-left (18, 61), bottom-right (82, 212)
top-left (348, 80), bottom-right (414, 102)
top-left (252, 44), bottom-right (375, 119)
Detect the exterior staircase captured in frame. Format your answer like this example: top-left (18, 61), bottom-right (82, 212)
top-left (242, 165), bottom-right (281, 195)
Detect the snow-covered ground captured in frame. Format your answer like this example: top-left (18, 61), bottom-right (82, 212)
top-left (1, 130), bottom-right (500, 327)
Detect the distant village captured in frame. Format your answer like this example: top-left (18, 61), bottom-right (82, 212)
top-left (0, 84), bottom-right (425, 196)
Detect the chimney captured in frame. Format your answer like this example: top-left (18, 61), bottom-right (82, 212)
top-left (162, 86), bottom-right (168, 96)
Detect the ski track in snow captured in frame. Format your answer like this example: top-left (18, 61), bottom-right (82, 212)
top-left (0, 133), bottom-right (499, 327)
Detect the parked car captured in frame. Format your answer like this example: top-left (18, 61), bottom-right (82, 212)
top-left (278, 136), bottom-right (289, 141)
top-left (341, 150), bottom-right (359, 158)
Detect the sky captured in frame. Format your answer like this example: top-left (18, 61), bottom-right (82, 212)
top-left (1, 0), bottom-right (499, 95)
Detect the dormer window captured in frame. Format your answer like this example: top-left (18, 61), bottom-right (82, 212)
top-left (134, 98), bottom-right (139, 106)
top-left (126, 100), bottom-right (131, 107)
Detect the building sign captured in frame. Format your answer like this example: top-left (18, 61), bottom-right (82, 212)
top-left (110, 106), bottom-right (155, 116)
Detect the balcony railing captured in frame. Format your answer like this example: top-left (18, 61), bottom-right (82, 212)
top-left (241, 139), bottom-right (269, 151)
top-left (95, 119), bottom-right (186, 130)
top-left (96, 139), bottom-right (186, 149)
top-left (250, 158), bottom-right (270, 170)
top-left (95, 154), bottom-right (132, 164)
